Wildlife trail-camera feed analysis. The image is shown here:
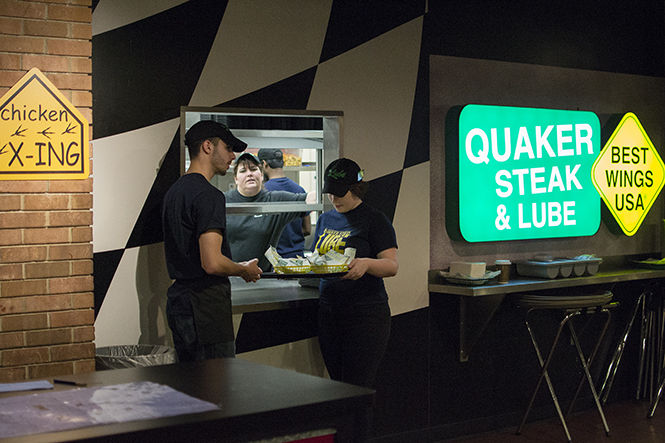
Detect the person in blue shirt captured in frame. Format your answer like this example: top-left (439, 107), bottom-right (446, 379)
top-left (258, 148), bottom-right (312, 258)
top-left (312, 158), bottom-right (399, 389)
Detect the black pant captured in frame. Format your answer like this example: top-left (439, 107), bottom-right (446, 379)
top-left (317, 302), bottom-right (391, 388)
top-left (166, 283), bottom-right (235, 362)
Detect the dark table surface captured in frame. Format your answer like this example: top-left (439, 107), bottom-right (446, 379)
top-left (1, 358), bottom-right (374, 443)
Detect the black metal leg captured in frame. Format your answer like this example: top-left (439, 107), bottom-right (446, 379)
top-left (568, 314), bottom-right (611, 435)
top-left (517, 311), bottom-right (576, 441)
top-left (637, 295), bottom-right (649, 399)
top-left (648, 375), bottom-right (665, 417)
top-left (645, 288), bottom-right (665, 417)
top-left (599, 292), bottom-right (646, 403)
top-left (568, 308), bottom-right (612, 418)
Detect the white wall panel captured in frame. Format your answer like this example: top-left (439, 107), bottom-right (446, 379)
top-left (94, 247), bottom-right (141, 346)
top-left (386, 162), bottom-right (430, 315)
top-left (93, 0), bottom-right (188, 35)
top-left (94, 243), bottom-right (173, 347)
top-left (308, 17), bottom-right (423, 180)
top-left (92, 118), bottom-right (179, 252)
top-left (189, 0), bottom-right (332, 106)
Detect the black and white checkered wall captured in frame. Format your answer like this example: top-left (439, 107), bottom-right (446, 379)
top-left (91, 0), bottom-right (430, 346)
top-left (88, 1), bottom-right (664, 438)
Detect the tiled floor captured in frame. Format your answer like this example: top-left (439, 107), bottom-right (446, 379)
top-left (450, 399), bottom-right (665, 442)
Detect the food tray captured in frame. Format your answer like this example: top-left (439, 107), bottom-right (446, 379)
top-left (274, 265), bottom-right (311, 274)
top-left (310, 264), bottom-right (349, 274)
top-left (516, 258), bottom-right (602, 279)
top-left (262, 271), bottom-right (347, 279)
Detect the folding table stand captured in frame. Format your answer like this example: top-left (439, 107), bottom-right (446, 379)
top-left (515, 291), bottom-right (614, 442)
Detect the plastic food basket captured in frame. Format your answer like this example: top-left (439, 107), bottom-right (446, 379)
top-left (274, 265), bottom-right (312, 274)
top-left (310, 264), bottom-right (349, 274)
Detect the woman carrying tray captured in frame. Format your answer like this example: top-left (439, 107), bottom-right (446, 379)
top-left (312, 158), bottom-right (399, 389)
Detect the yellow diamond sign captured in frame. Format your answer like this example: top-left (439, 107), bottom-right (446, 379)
top-left (591, 113), bottom-right (665, 236)
top-left (0, 67), bottom-right (89, 180)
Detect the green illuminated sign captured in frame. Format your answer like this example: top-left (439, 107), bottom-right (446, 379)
top-left (458, 104), bottom-right (601, 242)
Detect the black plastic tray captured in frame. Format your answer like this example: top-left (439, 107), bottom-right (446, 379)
top-left (262, 271), bottom-right (347, 279)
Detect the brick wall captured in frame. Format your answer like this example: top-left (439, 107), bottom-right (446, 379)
top-left (0, 0), bottom-right (93, 381)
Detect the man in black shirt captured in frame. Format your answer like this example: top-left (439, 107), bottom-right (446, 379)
top-left (162, 120), bottom-right (262, 361)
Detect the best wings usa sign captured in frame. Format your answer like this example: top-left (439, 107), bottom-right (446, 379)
top-left (591, 113), bottom-right (665, 236)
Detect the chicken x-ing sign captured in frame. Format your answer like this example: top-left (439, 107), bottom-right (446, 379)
top-left (0, 67), bottom-right (89, 180)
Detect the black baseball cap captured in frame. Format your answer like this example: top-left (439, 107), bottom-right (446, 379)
top-left (257, 148), bottom-right (284, 168)
top-left (235, 152), bottom-right (260, 166)
top-left (257, 148), bottom-right (283, 162)
top-left (322, 158), bottom-right (364, 197)
top-left (184, 120), bottom-right (247, 152)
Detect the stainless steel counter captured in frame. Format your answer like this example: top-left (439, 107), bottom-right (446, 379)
top-left (429, 266), bottom-right (665, 361)
top-left (429, 267), bottom-right (665, 296)
top-left (231, 276), bottom-right (319, 314)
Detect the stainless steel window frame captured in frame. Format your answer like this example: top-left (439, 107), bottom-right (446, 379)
top-left (179, 106), bottom-right (343, 215)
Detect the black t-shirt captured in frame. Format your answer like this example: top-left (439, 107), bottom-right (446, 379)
top-left (162, 173), bottom-right (231, 283)
top-left (312, 202), bottom-right (398, 306)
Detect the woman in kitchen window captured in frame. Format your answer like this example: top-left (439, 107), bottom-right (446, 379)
top-left (224, 152), bottom-right (311, 272)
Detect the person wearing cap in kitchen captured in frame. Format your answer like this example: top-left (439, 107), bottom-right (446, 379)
top-left (258, 148), bottom-right (312, 258)
top-left (312, 158), bottom-right (398, 389)
top-left (224, 152), bottom-right (312, 271)
top-left (162, 120), bottom-right (262, 362)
